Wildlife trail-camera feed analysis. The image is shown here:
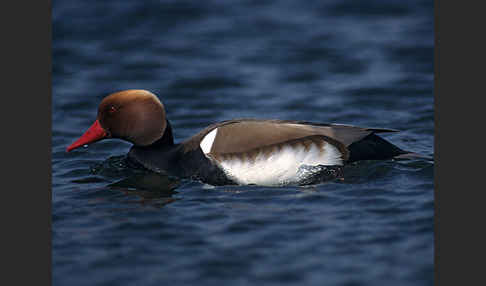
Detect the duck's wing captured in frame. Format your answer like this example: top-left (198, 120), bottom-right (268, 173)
top-left (183, 119), bottom-right (398, 158)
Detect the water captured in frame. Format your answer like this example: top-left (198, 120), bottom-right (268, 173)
top-left (52, 1), bottom-right (434, 285)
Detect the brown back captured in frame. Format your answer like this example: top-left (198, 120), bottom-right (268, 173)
top-left (182, 119), bottom-right (397, 155)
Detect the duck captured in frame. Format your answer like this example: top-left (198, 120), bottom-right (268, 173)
top-left (67, 89), bottom-right (414, 186)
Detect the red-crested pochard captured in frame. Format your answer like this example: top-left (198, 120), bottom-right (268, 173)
top-left (67, 89), bottom-right (413, 186)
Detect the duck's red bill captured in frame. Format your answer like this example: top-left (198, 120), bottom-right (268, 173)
top-left (66, 120), bottom-right (107, 152)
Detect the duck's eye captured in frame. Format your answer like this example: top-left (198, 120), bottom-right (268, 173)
top-left (108, 106), bottom-right (117, 114)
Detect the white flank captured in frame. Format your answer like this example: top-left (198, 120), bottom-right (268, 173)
top-left (216, 142), bottom-right (343, 186)
top-left (200, 128), bottom-right (218, 154)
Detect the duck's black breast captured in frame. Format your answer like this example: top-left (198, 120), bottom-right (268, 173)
top-left (127, 143), bottom-right (236, 186)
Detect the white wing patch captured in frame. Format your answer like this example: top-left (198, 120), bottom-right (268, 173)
top-left (200, 128), bottom-right (218, 154)
top-left (215, 141), bottom-right (343, 186)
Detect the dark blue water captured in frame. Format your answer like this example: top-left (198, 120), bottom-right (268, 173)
top-left (52, 1), bottom-right (434, 285)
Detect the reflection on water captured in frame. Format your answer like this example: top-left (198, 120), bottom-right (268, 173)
top-left (108, 172), bottom-right (180, 207)
top-left (83, 156), bottom-right (182, 207)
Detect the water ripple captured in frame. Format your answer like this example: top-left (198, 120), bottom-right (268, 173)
top-left (53, 0), bottom-right (434, 285)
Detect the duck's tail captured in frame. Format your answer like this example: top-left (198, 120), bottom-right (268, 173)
top-left (346, 133), bottom-right (426, 163)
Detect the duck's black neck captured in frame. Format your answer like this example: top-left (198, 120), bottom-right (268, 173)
top-left (149, 119), bottom-right (175, 148)
top-left (127, 119), bottom-right (182, 175)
